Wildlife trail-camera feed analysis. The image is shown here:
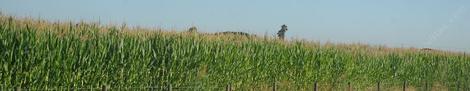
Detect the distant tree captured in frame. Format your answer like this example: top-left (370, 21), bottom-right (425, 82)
top-left (188, 26), bottom-right (198, 32)
top-left (214, 31), bottom-right (251, 37)
top-left (277, 24), bottom-right (288, 40)
top-left (420, 48), bottom-right (434, 51)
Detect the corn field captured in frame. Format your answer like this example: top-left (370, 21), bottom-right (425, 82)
top-left (1, 15), bottom-right (469, 90)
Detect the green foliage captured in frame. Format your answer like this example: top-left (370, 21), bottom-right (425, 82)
top-left (0, 16), bottom-right (469, 90)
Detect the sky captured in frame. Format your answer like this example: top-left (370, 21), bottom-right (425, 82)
top-left (1, 0), bottom-right (470, 52)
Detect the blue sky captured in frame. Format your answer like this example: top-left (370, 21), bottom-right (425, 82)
top-left (1, 0), bottom-right (469, 52)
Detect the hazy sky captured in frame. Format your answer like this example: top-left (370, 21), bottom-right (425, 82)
top-left (1, 0), bottom-right (469, 52)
